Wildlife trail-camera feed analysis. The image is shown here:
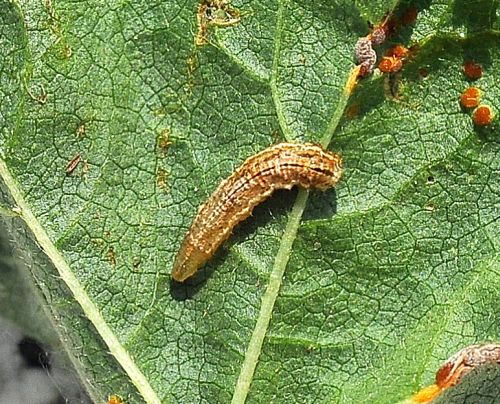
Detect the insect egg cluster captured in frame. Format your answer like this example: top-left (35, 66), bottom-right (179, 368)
top-left (354, 7), bottom-right (418, 78)
top-left (355, 37), bottom-right (377, 76)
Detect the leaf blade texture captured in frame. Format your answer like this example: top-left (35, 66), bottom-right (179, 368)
top-left (0, 0), bottom-right (499, 402)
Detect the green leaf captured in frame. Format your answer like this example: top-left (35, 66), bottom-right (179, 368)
top-left (1, 0), bottom-right (499, 403)
top-left (355, 0), bottom-right (398, 23)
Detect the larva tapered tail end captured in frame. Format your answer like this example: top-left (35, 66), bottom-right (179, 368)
top-left (171, 242), bottom-right (210, 282)
top-left (411, 384), bottom-right (441, 403)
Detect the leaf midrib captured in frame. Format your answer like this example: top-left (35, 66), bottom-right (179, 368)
top-left (230, 0), bottom-right (355, 400)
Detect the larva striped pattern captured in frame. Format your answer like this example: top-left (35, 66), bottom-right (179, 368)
top-left (172, 143), bottom-right (343, 282)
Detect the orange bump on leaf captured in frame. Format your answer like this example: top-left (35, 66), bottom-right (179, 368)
top-left (108, 395), bottom-right (124, 404)
top-left (472, 105), bottom-right (494, 126)
top-left (460, 87), bottom-right (481, 108)
top-left (463, 60), bottom-right (482, 80)
top-left (385, 44), bottom-right (409, 59)
top-left (379, 56), bottom-right (403, 73)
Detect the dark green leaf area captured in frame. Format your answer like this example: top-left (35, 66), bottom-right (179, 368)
top-left (274, 0), bottom-right (366, 142)
top-left (355, 0), bottom-right (399, 23)
top-left (0, 2), bottom-right (26, 155)
top-left (406, 0), bottom-right (498, 43)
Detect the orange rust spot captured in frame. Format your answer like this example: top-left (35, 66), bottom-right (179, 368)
top-left (413, 344), bottom-right (500, 404)
top-left (460, 87), bottom-right (481, 108)
top-left (463, 60), bottom-right (482, 80)
top-left (379, 56), bottom-right (403, 73)
top-left (435, 361), bottom-right (455, 388)
top-left (108, 395), bottom-right (124, 404)
top-left (412, 384), bottom-right (441, 403)
top-left (385, 44), bottom-right (410, 59)
top-left (472, 105), bottom-right (494, 126)
top-left (437, 343), bottom-right (500, 389)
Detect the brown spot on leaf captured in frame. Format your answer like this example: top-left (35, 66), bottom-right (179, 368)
top-left (345, 103), bottom-right (360, 119)
top-left (157, 129), bottom-right (172, 156)
top-left (196, 0), bottom-right (241, 46)
top-left (77, 122), bottom-right (86, 139)
top-left (107, 246), bottom-right (117, 268)
top-left (156, 168), bottom-right (169, 190)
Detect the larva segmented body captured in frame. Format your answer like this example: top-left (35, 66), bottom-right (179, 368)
top-left (172, 143), bottom-right (343, 282)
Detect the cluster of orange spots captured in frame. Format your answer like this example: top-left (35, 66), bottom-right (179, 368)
top-left (379, 44), bottom-right (412, 74)
top-left (412, 343), bottom-right (500, 403)
top-left (354, 6), bottom-right (419, 80)
top-left (378, 45), bottom-right (409, 73)
top-left (379, 56), bottom-right (402, 74)
top-left (459, 61), bottom-right (494, 127)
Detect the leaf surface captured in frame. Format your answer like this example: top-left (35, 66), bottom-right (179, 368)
top-left (0, 0), bottom-right (499, 403)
